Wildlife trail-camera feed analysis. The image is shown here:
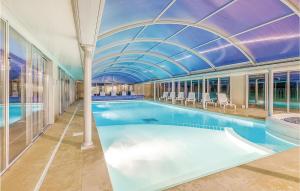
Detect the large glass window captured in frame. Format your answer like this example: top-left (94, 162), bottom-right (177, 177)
top-left (191, 80), bottom-right (198, 98)
top-left (0, 19), bottom-right (5, 170)
top-left (220, 77), bottom-right (230, 98)
top-left (273, 72), bottom-right (287, 112)
top-left (208, 78), bottom-right (218, 101)
top-left (248, 75), bottom-right (265, 109)
top-left (180, 81), bottom-right (185, 93)
top-left (290, 71), bottom-right (300, 113)
top-left (174, 81), bottom-right (179, 96)
top-left (9, 27), bottom-right (30, 162)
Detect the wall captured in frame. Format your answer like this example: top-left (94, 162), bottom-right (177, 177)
top-left (133, 83), bottom-right (153, 99)
top-left (230, 75), bottom-right (246, 107)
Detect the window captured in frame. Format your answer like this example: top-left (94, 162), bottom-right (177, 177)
top-left (220, 77), bottom-right (230, 98)
top-left (290, 71), bottom-right (300, 113)
top-left (208, 78), bottom-right (218, 101)
top-left (273, 72), bottom-right (287, 112)
top-left (248, 74), bottom-right (265, 109)
top-left (0, 19), bottom-right (5, 170)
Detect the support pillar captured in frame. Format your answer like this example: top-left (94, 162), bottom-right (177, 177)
top-left (184, 81), bottom-right (187, 97)
top-left (82, 46), bottom-right (93, 149)
top-left (245, 74), bottom-right (249, 109)
top-left (217, 77), bottom-right (220, 96)
top-left (268, 69), bottom-right (274, 117)
top-left (287, 71), bottom-right (290, 113)
top-left (153, 82), bottom-right (156, 101)
top-left (202, 77), bottom-right (206, 109)
top-left (171, 80), bottom-right (175, 104)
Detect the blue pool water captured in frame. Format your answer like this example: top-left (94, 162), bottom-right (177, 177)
top-left (92, 101), bottom-right (296, 191)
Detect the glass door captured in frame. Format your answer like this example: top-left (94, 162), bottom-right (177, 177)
top-left (248, 75), bottom-right (265, 109)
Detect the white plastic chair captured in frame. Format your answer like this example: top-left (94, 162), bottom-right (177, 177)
top-left (201, 93), bottom-right (215, 109)
top-left (122, 91), bottom-right (127, 96)
top-left (111, 91), bottom-right (117, 96)
top-left (167, 92), bottom-right (176, 101)
top-left (100, 92), bottom-right (105, 96)
top-left (217, 93), bottom-right (236, 110)
top-left (159, 92), bottom-right (169, 101)
top-left (185, 92), bottom-right (196, 105)
top-left (175, 92), bottom-right (185, 103)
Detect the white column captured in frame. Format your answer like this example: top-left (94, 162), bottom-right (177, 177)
top-left (217, 77), bottom-right (220, 95)
top-left (82, 46), bottom-right (93, 149)
top-left (268, 69), bottom-right (274, 116)
top-left (265, 73), bottom-right (268, 111)
top-left (171, 80), bottom-right (175, 104)
top-left (184, 81), bottom-right (187, 97)
top-left (202, 77), bottom-right (206, 109)
top-left (153, 82), bottom-right (156, 101)
top-left (245, 74), bottom-right (249, 109)
top-left (287, 71), bottom-right (290, 113)
top-left (197, 80), bottom-right (200, 101)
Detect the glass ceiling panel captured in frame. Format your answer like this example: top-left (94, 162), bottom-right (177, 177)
top-left (96, 27), bottom-right (143, 48)
top-left (126, 42), bottom-right (159, 52)
top-left (172, 51), bottom-right (210, 71)
top-left (158, 61), bottom-right (186, 76)
top-left (110, 63), bottom-right (169, 78)
top-left (160, 0), bottom-right (231, 22)
top-left (104, 67), bottom-right (155, 80)
top-left (168, 26), bottom-right (219, 48)
top-left (235, 15), bottom-right (300, 63)
top-left (194, 38), bottom-right (248, 67)
top-left (100, 0), bottom-right (173, 33)
top-left (93, 57), bottom-right (116, 67)
top-left (94, 45), bottom-right (125, 60)
top-left (151, 43), bottom-right (186, 56)
top-left (202, 0), bottom-right (293, 35)
top-left (118, 54), bottom-right (142, 60)
top-left (138, 55), bottom-right (165, 63)
top-left (94, 72), bottom-right (143, 83)
top-left (137, 24), bottom-right (185, 39)
top-left (93, 75), bottom-right (140, 83)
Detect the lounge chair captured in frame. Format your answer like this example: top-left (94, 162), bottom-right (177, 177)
top-left (175, 92), bottom-right (185, 104)
top-left (217, 93), bottom-right (236, 110)
top-left (159, 92), bottom-right (169, 101)
top-left (201, 93), bottom-right (215, 109)
top-left (111, 91), bottom-right (117, 96)
top-left (167, 92), bottom-right (176, 102)
top-left (185, 92), bottom-right (196, 105)
top-left (92, 86), bottom-right (100, 96)
top-left (100, 92), bottom-right (105, 96)
top-left (122, 91), bottom-right (127, 96)
top-left (131, 91), bottom-right (136, 96)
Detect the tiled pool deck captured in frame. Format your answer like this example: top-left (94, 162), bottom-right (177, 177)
top-left (0, 101), bottom-right (299, 191)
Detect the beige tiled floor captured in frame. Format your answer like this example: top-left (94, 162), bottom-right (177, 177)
top-left (0, 101), bottom-right (299, 191)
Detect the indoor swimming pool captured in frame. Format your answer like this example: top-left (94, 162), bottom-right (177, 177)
top-left (92, 101), bottom-right (296, 191)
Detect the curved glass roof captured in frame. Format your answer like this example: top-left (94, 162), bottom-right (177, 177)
top-left (93, 0), bottom-right (300, 83)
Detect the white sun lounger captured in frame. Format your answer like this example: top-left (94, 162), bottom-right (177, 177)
top-left (122, 91), bottom-right (127, 96)
top-left (167, 92), bottom-right (176, 102)
top-left (159, 92), bottom-right (169, 101)
top-left (100, 91), bottom-right (105, 96)
top-left (111, 91), bottom-right (117, 96)
top-left (185, 92), bottom-right (196, 105)
top-left (175, 92), bottom-right (185, 103)
top-left (217, 93), bottom-right (236, 110)
top-left (201, 93), bottom-right (215, 109)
